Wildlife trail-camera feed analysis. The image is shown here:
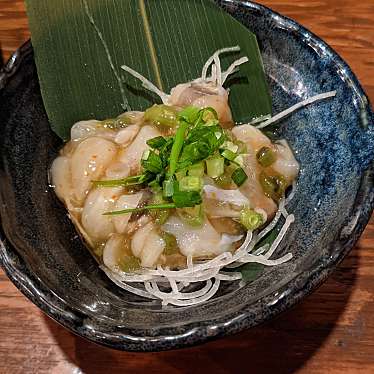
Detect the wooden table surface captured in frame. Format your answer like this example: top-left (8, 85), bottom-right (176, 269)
top-left (0, 1), bottom-right (373, 373)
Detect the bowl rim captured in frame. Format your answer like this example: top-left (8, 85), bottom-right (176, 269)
top-left (0, 0), bottom-right (373, 351)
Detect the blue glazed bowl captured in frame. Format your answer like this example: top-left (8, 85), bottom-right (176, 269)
top-left (0, 1), bottom-right (373, 351)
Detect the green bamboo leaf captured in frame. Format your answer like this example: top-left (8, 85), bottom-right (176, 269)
top-left (25, 0), bottom-right (272, 140)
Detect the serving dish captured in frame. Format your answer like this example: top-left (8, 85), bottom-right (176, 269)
top-left (0, 0), bottom-right (373, 351)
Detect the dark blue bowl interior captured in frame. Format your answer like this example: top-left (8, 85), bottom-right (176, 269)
top-left (0, 1), bottom-right (373, 351)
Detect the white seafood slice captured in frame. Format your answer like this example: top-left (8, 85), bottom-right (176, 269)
top-left (273, 139), bottom-right (300, 182)
top-left (103, 234), bottom-right (127, 270)
top-left (131, 222), bottom-right (165, 268)
top-left (162, 216), bottom-right (235, 258)
top-left (140, 230), bottom-right (166, 268)
top-left (203, 185), bottom-right (249, 206)
top-left (232, 125), bottom-right (277, 217)
top-left (71, 137), bottom-right (118, 203)
top-left (81, 187), bottom-right (122, 242)
top-left (131, 222), bottom-right (154, 257)
top-left (114, 125), bottom-right (140, 146)
top-left (232, 124), bottom-right (271, 152)
top-left (105, 162), bottom-right (131, 180)
top-left (71, 120), bottom-right (115, 141)
top-left (50, 156), bottom-right (72, 205)
top-left (119, 125), bottom-right (161, 172)
top-left (203, 185), bottom-right (249, 218)
top-left (168, 82), bottom-right (233, 123)
top-left (113, 193), bottom-right (143, 234)
top-left (239, 153), bottom-right (277, 218)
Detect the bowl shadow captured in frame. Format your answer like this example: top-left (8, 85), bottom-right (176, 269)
top-left (42, 244), bottom-right (359, 374)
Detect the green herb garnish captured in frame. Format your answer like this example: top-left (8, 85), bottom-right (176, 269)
top-left (101, 106), bottom-right (252, 216)
top-left (119, 255), bottom-right (141, 272)
top-left (93, 174), bottom-right (148, 187)
top-left (259, 171), bottom-right (287, 201)
top-left (231, 167), bottom-right (248, 187)
top-left (256, 146), bottom-right (276, 167)
top-left (144, 104), bottom-right (178, 128)
top-left (146, 136), bottom-right (167, 150)
top-left (206, 155), bottom-right (225, 178)
top-left (161, 232), bottom-right (179, 255)
top-left (179, 176), bottom-right (203, 192)
top-left (141, 150), bottom-right (163, 174)
top-left (240, 208), bottom-right (264, 230)
top-left (172, 191), bottom-right (202, 208)
top-left (104, 203), bottom-right (176, 216)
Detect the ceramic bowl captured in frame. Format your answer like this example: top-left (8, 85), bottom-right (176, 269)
top-left (0, 1), bottom-right (373, 351)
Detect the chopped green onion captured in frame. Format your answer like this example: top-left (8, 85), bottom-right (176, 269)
top-left (177, 204), bottom-right (204, 227)
top-left (259, 172), bottom-right (287, 201)
top-left (178, 141), bottom-right (211, 168)
top-left (188, 162), bottom-right (205, 177)
top-left (221, 140), bottom-right (238, 153)
top-left (142, 149), bottom-right (150, 160)
top-left (259, 171), bottom-right (276, 197)
top-left (115, 112), bottom-right (142, 127)
top-left (172, 191), bottom-right (202, 208)
top-left (214, 173), bottom-right (232, 189)
top-left (141, 150), bottom-right (163, 173)
top-left (231, 167), bottom-right (248, 187)
top-left (233, 155), bottom-right (245, 167)
top-left (221, 149), bottom-right (237, 161)
top-left (175, 168), bottom-right (187, 181)
top-left (103, 203), bottom-right (176, 216)
top-left (179, 176), bottom-right (203, 192)
top-left (150, 193), bottom-right (171, 224)
top-left (148, 179), bottom-right (162, 193)
top-left (101, 118), bottom-right (117, 129)
top-left (147, 136), bottom-right (167, 150)
top-left (178, 106), bottom-right (200, 124)
top-left (200, 107), bottom-right (218, 122)
top-left (163, 179), bottom-right (175, 198)
top-left (119, 255), bottom-right (141, 272)
top-left (159, 137), bottom-right (174, 165)
top-left (206, 156), bottom-right (225, 178)
top-left (240, 208), bottom-right (264, 230)
top-left (256, 146), bottom-right (276, 167)
top-left (93, 174), bottom-right (147, 187)
top-left (235, 140), bottom-right (248, 154)
top-left (205, 119), bottom-right (220, 127)
top-left (144, 105), bottom-right (178, 127)
top-left (161, 232), bottom-right (179, 255)
top-left (169, 121), bottom-right (189, 176)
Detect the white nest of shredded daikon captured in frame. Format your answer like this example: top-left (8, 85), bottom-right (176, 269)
top-left (102, 196), bottom-right (295, 307)
top-left (109, 47), bottom-right (336, 307)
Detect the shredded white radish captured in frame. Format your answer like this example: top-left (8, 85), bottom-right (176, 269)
top-left (201, 46), bottom-right (241, 82)
top-left (286, 181), bottom-right (297, 205)
top-left (256, 91), bottom-right (336, 129)
top-left (102, 214), bottom-right (293, 305)
top-left (102, 268), bottom-right (157, 299)
top-left (219, 234), bottom-right (244, 247)
top-left (216, 272), bottom-right (243, 281)
top-left (121, 65), bottom-right (170, 103)
top-left (265, 214), bottom-right (295, 259)
top-left (253, 243), bottom-right (270, 256)
top-left (102, 201), bottom-right (294, 306)
top-left (221, 57), bottom-right (249, 85)
top-left (257, 201), bottom-right (284, 241)
top-left (164, 278), bottom-right (221, 307)
top-left (247, 114), bottom-right (272, 125)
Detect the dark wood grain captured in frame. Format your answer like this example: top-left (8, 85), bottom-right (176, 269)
top-left (0, 1), bottom-right (373, 373)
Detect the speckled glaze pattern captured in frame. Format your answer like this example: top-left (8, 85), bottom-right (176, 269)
top-left (0, 1), bottom-right (373, 351)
